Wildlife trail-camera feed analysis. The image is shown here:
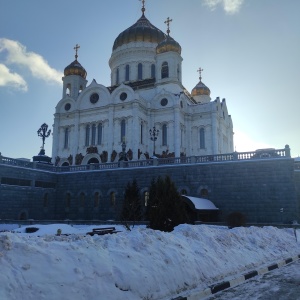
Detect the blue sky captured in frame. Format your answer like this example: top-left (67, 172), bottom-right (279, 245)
top-left (0, 0), bottom-right (299, 159)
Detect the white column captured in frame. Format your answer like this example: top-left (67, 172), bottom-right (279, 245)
top-left (174, 106), bottom-right (181, 157)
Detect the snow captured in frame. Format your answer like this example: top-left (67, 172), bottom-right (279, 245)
top-left (0, 223), bottom-right (299, 300)
top-left (182, 196), bottom-right (219, 210)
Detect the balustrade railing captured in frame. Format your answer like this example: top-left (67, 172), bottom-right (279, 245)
top-left (0, 145), bottom-right (293, 173)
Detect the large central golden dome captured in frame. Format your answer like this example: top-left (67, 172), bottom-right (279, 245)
top-left (112, 13), bottom-right (166, 51)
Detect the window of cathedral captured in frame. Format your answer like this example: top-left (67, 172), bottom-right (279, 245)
top-left (116, 68), bottom-right (119, 85)
top-left (125, 65), bottom-right (130, 81)
top-left (162, 124), bottom-right (167, 146)
top-left (120, 92), bottom-right (127, 101)
top-left (151, 64), bottom-right (155, 78)
top-left (62, 162), bottom-right (69, 166)
top-left (180, 101), bottom-right (183, 108)
top-left (200, 128), bottom-right (205, 149)
top-left (64, 103), bottom-right (71, 111)
top-left (121, 120), bottom-right (126, 142)
top-left (66, 84), bottom-right (71, 96)
top-left (144, 191), bottom-right (149, 206)
top-left (64, 128), bottom-right (69, 149)
top-left (91, 124), bottom-right (96, 145)
top-left (161, 62), bottom-right (169, 79)
top-left (140, 123), bottom-right (143, 144)
top-left (160, 98), bottom-right (168, 106)
top-left (85, 125), bottom-right (90, 146)
top-left (90, 93), bottom-right (99, 104)
top-left (97, 123), bottom-right (103, 145)
top-left (138, 63), bottom-right (143, 80)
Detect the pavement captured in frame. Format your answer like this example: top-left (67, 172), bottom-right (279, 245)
top-left (172, 254), bottom-right (300, 300)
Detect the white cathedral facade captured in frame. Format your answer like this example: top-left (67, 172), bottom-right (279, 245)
top-left (52, 6), bottom-right (233, 166)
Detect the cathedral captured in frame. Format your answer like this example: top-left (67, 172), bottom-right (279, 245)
top-left (51, 3), bottom-right (234, 166)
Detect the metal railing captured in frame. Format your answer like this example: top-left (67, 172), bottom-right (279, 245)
top-left (0, 145), bottom-right (293, 173)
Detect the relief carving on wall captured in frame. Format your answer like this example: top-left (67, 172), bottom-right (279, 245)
top-left (100, 151), bottom-right (108, 163)
top-left (75, 153), bottom-right (84, 165)
top-left (86, 146), bottom-right (98, 154)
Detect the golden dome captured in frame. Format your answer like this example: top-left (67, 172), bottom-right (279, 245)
top-left (64, 60), bottom-right (87, 79)
top-left (112, 14), bottom-right (166, 51)
top-left (156, 35), bottom-right (181, 54)
top-left (191, 80), bottom-right (211, 97)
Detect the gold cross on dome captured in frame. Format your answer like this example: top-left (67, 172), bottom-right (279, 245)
top-left (74, 44), bottom-right (80, 60)
top-left (140, 0), bottom-right (145, 14)
top-left (197, 67), bottom-right (203, 80)
top-left (164, 17), bottom-right (173, 36)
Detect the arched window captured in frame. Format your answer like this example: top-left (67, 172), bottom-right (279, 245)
top-left (151, 64), bottom-right (155, 78)
top-left (144, 191), bottom-right (149, 206)
top-left (177, 64), bottom-right (180, 80)
top-left (138, 63), bottom-right (143, 80)
top-left (110, 191), bottom-right (116, 206)
top-left (200, 189), bottom-right (208, 198)
top-left (85, 125), bottom-right (90, 146)
top-left (66, 84), bottom-right (71, 96)
top-left (181, 189), bottom-right (187, 195)
top-left (161, 62), bottom-right (169, 79)
top-left (91, 124), bottom-right (96, 145)
top-left (43, 193), bottom-right (48, 208)
top-left (116, 68), bottom-right (119, 85)
top-left (125, 65), bottom-right (130, 81)
top-left (162, 124), bottom-right (167, 146)
top-left (94, 192), bottom-right (99, 208)
top-left (97, 123), bottom-right (102, 145)
top-left (66, 193), bottom-right (71, 208)
top-left (64, 127), bottom-right (69, 149)
top-left (200, 128), bottom-right (205, 149)
top-left (121, 119), bottom-right (126, 142)
top-left (79, 192), bottom-right (85, 208)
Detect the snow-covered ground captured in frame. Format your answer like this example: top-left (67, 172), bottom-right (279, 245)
top-left (0, 223), bottom-right (299, 300)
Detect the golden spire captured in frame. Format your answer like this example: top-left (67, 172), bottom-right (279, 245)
top-left (140, 0), bottom-right (145, 15)
top-left (74, 44), bottom-right (80, 60)
top-left (197, 67), bottom-right (203, 81)
top-left (164, 17), bottom-right (173, 36)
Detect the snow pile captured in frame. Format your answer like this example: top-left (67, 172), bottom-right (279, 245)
top-left (0, 224), bottom-right (299, 300)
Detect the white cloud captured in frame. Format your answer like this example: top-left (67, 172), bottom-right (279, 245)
top-left (203, 0), bottom-right (244, 14)
top-left (0, 63), bottom-right (28, 91)
top-left (0, 38), bottom-right (63, 87)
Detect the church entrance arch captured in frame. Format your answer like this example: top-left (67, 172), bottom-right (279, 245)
top-left (82, 153), bottom-right (100, 165)
top-left (88, 157), bottom-right (99, 164)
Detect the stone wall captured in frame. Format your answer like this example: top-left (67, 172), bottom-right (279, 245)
top-left (0, 158), bottom-right (299, 223)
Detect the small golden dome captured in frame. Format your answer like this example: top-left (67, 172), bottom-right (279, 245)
top-left (64, 60), bottom-right (87, 79)
top-left (156, 35), bottom-right (181, 54)
top-left (191, 80), bottom-right (211, 96)
top-left (113, 14), bottom-right (166, 51)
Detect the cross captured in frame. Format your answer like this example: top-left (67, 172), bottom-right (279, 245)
top-left (74, 44), bottom-right (80, 60)
top-left (164, 17), bottom-right (173, 36)
top-left (140, 0), bottom-right (145, 14)
top-left (197, 67), bottom-right (203, 80)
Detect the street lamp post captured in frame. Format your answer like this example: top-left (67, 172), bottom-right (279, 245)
top-left (149, 126), bottom-right (159, 157)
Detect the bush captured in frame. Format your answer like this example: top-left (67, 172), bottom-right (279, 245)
top-left (146, 175), bottom-right (190, 232)
top-left (227, 212), bottom-right (246, 228)
top-left (120, 179), bottom-right (142, 225)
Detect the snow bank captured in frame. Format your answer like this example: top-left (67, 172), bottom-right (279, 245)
top-left (0, 224), bottom-right (299, 300)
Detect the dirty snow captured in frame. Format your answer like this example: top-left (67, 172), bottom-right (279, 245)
top-left (0, 224), bottom-right (299, 300)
